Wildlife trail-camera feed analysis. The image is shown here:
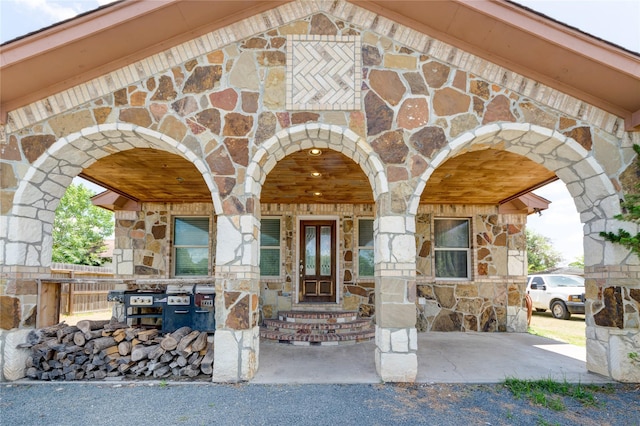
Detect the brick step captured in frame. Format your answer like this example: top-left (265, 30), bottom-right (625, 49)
top-left (277, 310), bottom-right (359, 324)
top-left (263, 318), bottom-right (372, 334)
top-left (260, 327), bottom-right (375, 346)
top-left (262, 310), bottom-right (374, 345)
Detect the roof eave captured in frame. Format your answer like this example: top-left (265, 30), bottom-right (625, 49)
top-left (1, 0), bottom-right (638, 130)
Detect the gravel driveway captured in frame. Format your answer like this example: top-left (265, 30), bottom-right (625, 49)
top-left (2, 381), bottom-right (638, 425)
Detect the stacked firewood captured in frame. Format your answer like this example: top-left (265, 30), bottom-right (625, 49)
top-left (21, 320), bottom-right (214, 381)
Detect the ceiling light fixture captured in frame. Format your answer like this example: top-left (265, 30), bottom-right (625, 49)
top-left (313, 191), bottom-right (322, 196)
top-left (308, 148), bottom-right (322, 156)
top-left (310, 172), bottom-right (322, 178)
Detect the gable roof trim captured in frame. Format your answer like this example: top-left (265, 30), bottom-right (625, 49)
top-left (3, 0), bottom-right (632, 141)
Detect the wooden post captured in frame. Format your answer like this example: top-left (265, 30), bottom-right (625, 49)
top-left (68, 282), bottom-right (75, 316)
top-left (68, 271), bottom-right (75, 315)
top-left (37, 279), bottom-right (61, 328)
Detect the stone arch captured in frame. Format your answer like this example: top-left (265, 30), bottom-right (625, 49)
top-left (245, 123), bottom-right (388, 202)
top-left (6, 123), bottom-right (222, 267)
top-left (409, 123), bottom-right (620, 220)
top-left (409, 122), bottom-right (629, 269)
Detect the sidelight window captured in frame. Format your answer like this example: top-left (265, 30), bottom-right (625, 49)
top-left (260, 218), bottom-right (281, 277)
top-left (358, 218), bottom-right (374, 277)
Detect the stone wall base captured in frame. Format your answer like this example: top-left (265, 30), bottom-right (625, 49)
top-left (0, 329), bottom-right (32, 382)
top-left (507, 306), bottom-right (528, 332)
top-left (587, 326), bottom-right (640, 383)
top-left (112, 303), bottom-right (125, 323)
top-left (375, 348), bottom-right (417, 382)
top-left (375, 325), bottom-right (418, 382)
top-left (212, 326), bottom-right (260, 382)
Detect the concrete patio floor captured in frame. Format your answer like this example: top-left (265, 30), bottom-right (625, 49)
top-left (252, 332), bottom-right (612, 384)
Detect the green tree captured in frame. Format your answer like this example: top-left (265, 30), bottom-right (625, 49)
top-left (526, 229), bottom-right (562, 272)
top-left (568, 255), bottom-right (584, 269)
top-left (52, 183), bottom-right (114, 266)
top-left (600, 144), bottom-right (640, 257)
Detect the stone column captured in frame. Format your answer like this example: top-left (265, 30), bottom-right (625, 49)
top-left (0, 265), bottom-right (46, 382)
top-left (374, 215), bottom-right (418, 382)
top-left (212, 214), bottom-right (261, 382)
top-left (584, 225), bottom-right (640, 383)
top-left (506, 219), bottom-right (528, 333)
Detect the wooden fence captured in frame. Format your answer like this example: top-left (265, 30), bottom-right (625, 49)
top-left (50, 263), bottom-right (115, 314)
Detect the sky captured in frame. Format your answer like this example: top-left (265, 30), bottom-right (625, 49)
top-left (1, 0), bottom-right (638, 265)
top-left (0, 0), bottom-right (116, 43)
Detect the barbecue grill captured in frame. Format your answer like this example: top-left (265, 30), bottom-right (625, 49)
top-left (118, 284), bottom-right (216, 334)
top-left (163, 284), bottom-right (216, 333)
top-left (122, 291), bottom-right (165, 329)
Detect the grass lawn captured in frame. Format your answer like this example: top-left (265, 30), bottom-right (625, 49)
top-left (528, 311), bottom-right (586, 347)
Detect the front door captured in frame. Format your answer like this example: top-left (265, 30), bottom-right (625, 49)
top-left (299, 220), bottom-right (336, 303)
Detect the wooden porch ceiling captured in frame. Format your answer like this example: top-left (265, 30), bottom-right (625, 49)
top-left (81, 149), bottom-right (212, 203)
top-left (421, 148), bottom-right (557, 204)
top-left (82, 147), bottom-right (556, 206)
top-left (261, 149), bottom-right (373, 204)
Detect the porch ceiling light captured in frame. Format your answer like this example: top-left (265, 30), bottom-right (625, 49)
top-left (310, 171), bottom-right (322, 178)
top-left (313, 191), bottom-right (322, 196)
top-left (308, 148), bottom-right (322, 156)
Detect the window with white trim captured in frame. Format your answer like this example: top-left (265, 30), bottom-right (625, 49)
top-left (173, 217), bottom-right (210, 276)
top-left (434, 218), bottom-right (470, 279)
top-left (260, 218), bottom-right (281, 277)
top-left (358, 218), bottom-right (374, 278)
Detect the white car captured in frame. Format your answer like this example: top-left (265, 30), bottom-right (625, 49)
top-left (526, 274), bottom-right (585, 320)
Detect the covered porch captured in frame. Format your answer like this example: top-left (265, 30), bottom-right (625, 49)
top-left (83, 122), bottom-right (554, 382)
top-left (252, 332), bottom-right (611, 384)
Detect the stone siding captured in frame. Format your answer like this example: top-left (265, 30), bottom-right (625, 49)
top-left (585, 264), bottom-right (640, 381)
top-left (3, 9), bottom-right (634, 273)
top-left (255, 201), bottom-right (528, 332)
top-left (415, 205), bottom-right (527, 332)
top-left (5, 2), bottom-right (635, 142)
top-left (113, 203), bottom-right (215, 278)
top-left (4, 10), bottom-right (634, 233)
top-left (259, 203), bottom-right (375, 321)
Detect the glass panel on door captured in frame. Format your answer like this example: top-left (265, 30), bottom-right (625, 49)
top-left (305, 226), bottom-right (317, 276)
top-left (320, 226), bottom-right (331, 276)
